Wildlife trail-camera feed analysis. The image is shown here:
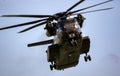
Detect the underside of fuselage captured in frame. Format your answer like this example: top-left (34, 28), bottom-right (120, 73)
top-left (47, 30), bottom-right (91, 70)
top-left (54, 32), bottom-right (82, 70)
top-left (46, 17), bottom-right (91, 70)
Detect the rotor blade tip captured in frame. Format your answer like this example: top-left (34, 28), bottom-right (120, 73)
top-left (109, 0), bottom-right (113, 2)
top-left (27, 44), bottom-right (30, 47)
top-left (2, 15), bottom-right (7, 17)
top-left (1, 15), bottom-right (4, 17)
top-left (1, 15), bottom-right (10, 17)
top-left (18, 31), bottom-right (23, 33)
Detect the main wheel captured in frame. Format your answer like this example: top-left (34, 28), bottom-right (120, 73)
top-left (87, 55), bottom-right (91, 61)
top-left (50, 65), bottom-right (53, 71)
top-left (84, 56), bottom-right (87, 62)
top-left (53, 64), bottom-right (56, 69)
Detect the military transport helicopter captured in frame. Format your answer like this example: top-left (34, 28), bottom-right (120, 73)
top-left (0, 0), bottom-right (113, 70)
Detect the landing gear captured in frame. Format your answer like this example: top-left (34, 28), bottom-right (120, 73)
top-left (84, 53), bottom-right (91, 62)
top-left (50, 64), bottom-right (53, 70)
top-left (49, 62), bottom-right (56, 71)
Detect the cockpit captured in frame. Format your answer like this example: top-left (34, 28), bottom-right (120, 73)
top-left (58, 17), bottom-right (81, 33)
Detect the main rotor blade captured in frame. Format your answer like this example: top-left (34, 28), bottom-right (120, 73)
top-left (70, 0), bottom-right (113, 14)
top-left (0, 19), bottom-right (47, 30)
top-left (65, 0), bottom-right (85, 14)
top-left (73, 7), bottom-right (113, 15)
top-left (18, 21), bottom-right (47, 33)
top-left (28, 39), bottom-right (53, 47)
top-left (2, 14), bottom-right (53, 18)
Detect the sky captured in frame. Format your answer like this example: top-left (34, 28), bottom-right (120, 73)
top-left (0, 0), bottom-right (120, 76)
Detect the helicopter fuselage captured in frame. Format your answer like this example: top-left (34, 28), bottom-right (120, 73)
top-left (46, 18), bottom-right (90, 70)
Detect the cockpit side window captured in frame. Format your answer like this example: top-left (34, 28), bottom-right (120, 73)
top-left (74, 18), bottom-right (81, 33)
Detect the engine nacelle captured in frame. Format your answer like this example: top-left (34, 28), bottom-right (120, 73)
top-left (44, 22), bottom-right (57, 37)
top-left (76, 14), bottom-right (85, 28)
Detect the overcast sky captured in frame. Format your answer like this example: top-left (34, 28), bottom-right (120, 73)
top-left (0, 0), bottom-right (120, 76)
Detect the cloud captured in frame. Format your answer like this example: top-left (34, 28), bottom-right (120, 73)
top-left (106, 54), bottom-right (120, 63)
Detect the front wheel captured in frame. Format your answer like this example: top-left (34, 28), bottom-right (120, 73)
top-left (87, 55), bottom-right (91, 61)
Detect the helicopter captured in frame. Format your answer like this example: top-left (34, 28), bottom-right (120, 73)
top-left (0, 0), bottom-right (113, 70)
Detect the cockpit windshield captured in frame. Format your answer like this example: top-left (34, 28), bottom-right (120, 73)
top-left (58, 18), bottom-right (81, 33)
